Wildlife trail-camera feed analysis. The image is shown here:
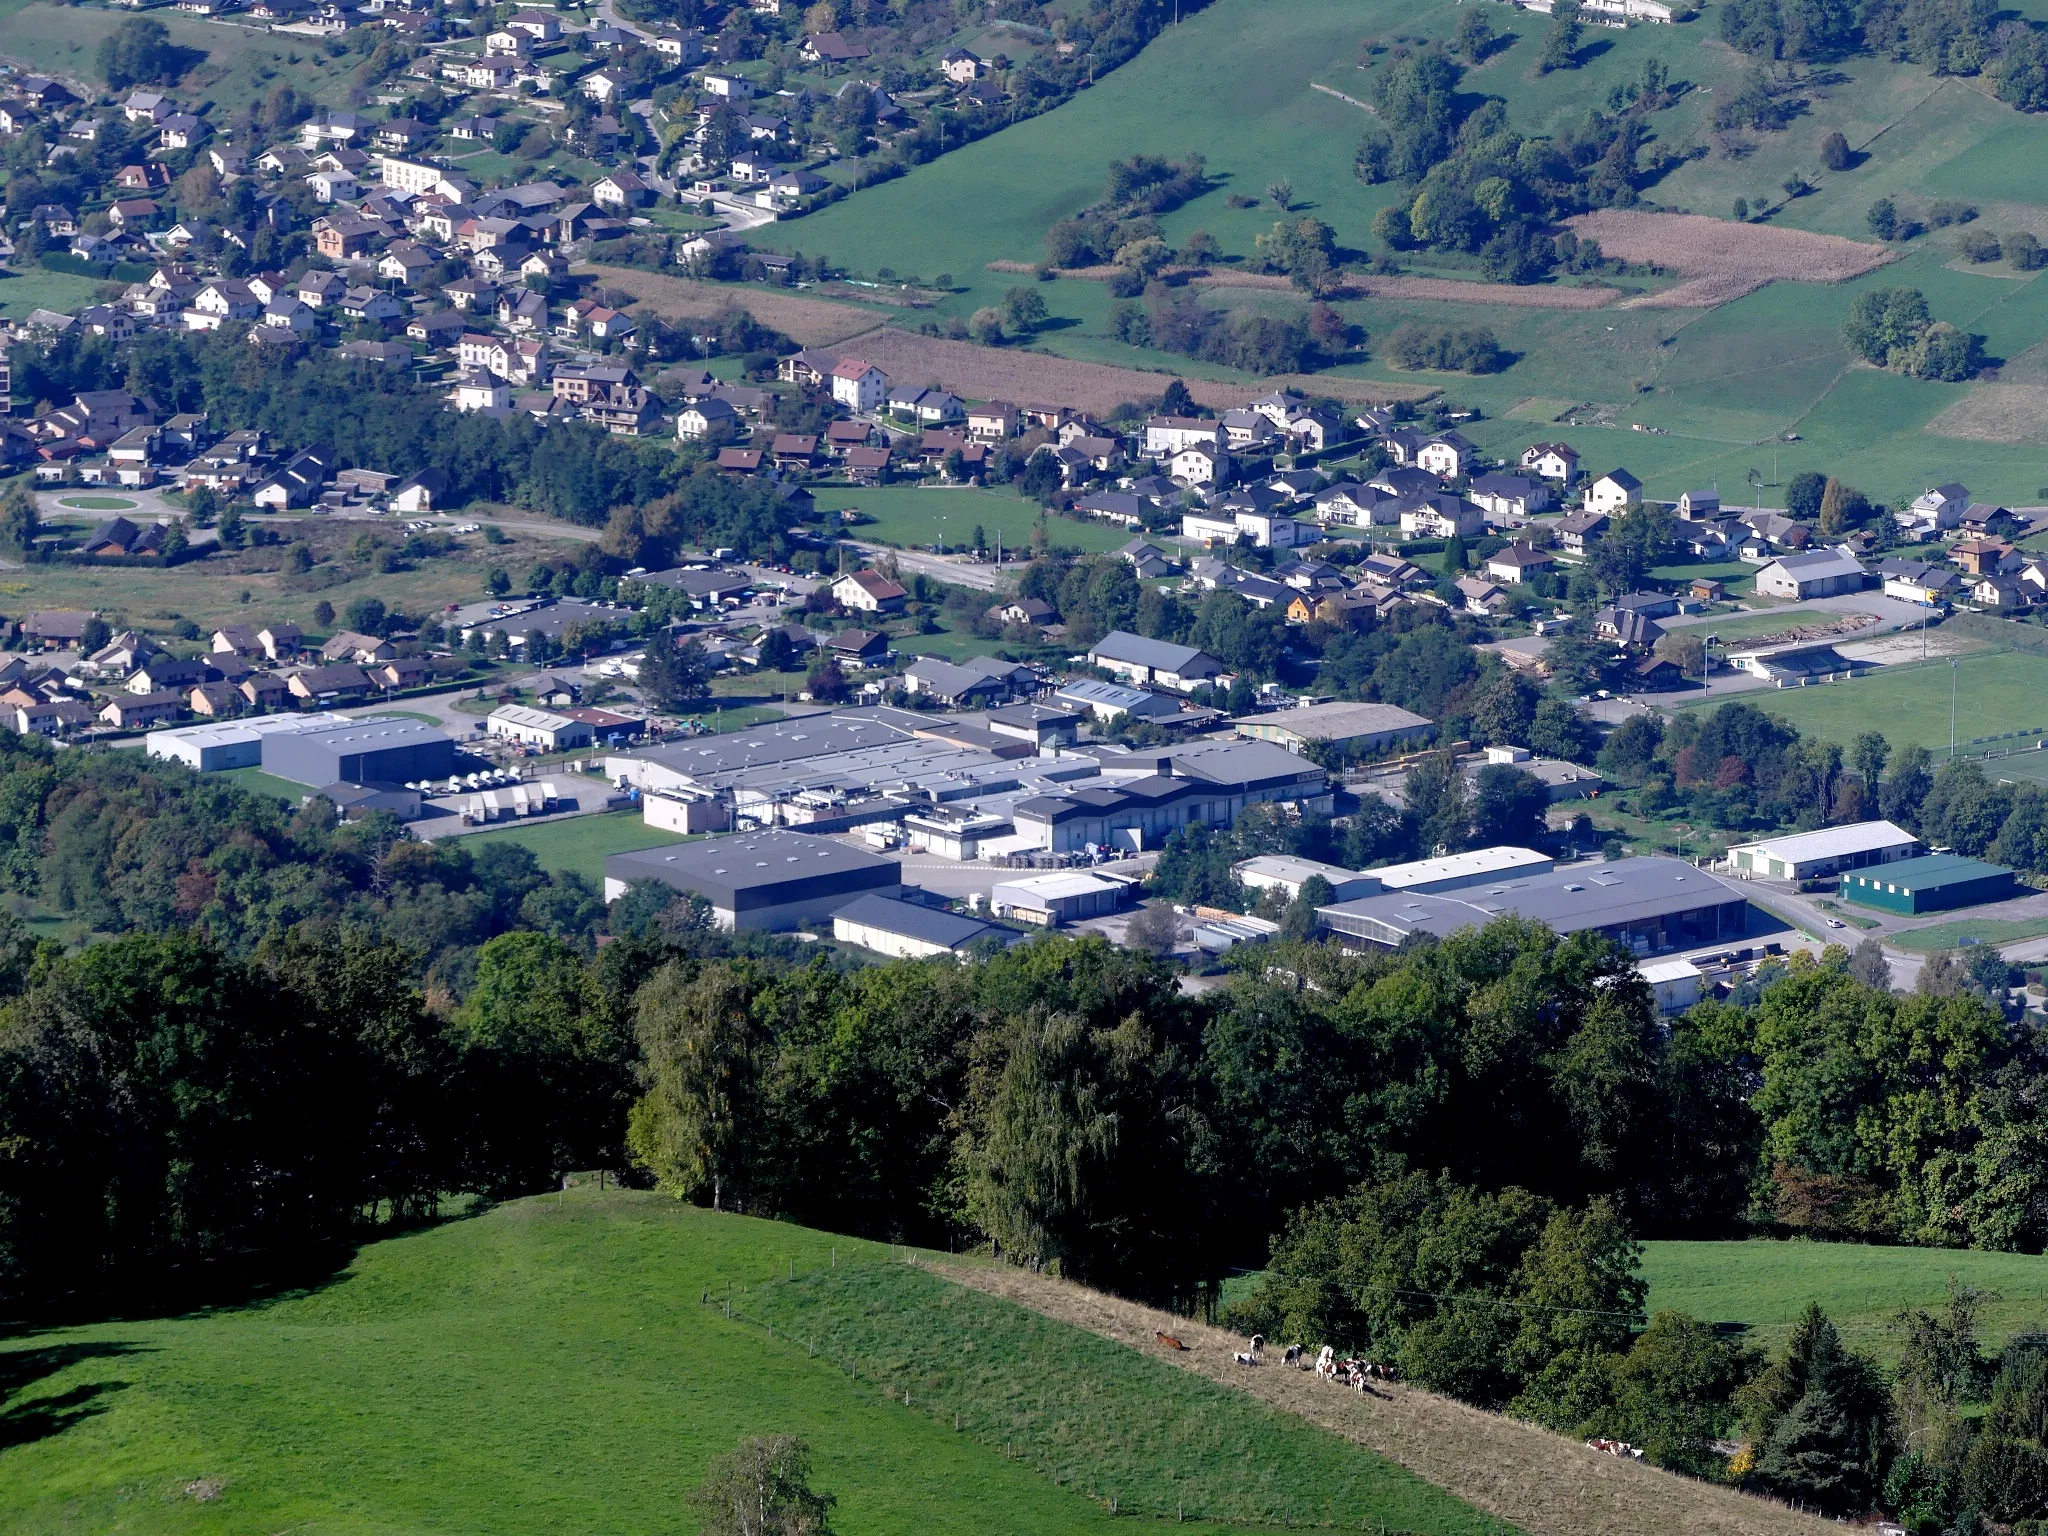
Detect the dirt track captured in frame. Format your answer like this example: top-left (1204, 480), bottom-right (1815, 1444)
top-left (930, 1261), bottom-right (1836, 1536)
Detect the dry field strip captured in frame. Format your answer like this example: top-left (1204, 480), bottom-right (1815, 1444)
top-left (1566, 211), bottom-right (1897, 308)
top-left (932, 1260), bottom-right (1838, 1536)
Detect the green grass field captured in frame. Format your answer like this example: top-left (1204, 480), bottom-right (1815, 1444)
top-left (1641, 1239), bottom-right (2048, 1361)
top-left (219, 766), bottom-right (314, 803)
top-left (813, 487), bottom-right (1129, 554)
top-left (1680, 650), bottom-right (2048, 754)
top-left (451, 806), bottom-right (688, 884)
top-left (0, 1191), bottom-right (1509, 1536)
top-left (0, 266), bottom-right (109, 321)
top-left (771, 0), bottom-right (2048, 502)
top-left (1886, 915), bottom-right (2048, 951)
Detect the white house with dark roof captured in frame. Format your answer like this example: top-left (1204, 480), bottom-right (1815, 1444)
top-left (829, 358), bottom-right (887, 412)
top-left (1584, 468), bottom-right (1643, 516)
top-left (1087, 631), bottom-right (1223, 692)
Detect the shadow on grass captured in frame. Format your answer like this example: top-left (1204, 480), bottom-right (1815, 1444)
top-left (0, 1340), bottom-right (145, 1451)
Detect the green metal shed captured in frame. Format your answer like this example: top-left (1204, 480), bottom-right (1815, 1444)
top-left (1840, 853), bottom-right (2017, 915)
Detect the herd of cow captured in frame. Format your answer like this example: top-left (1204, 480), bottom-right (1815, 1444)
top-left (1149, 1329), bottom-right (1649, 1461)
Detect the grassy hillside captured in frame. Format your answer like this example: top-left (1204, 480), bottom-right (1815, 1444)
top-left (779, 0), bottom-right (2048, 502)
top-left (0, 1189), bottom-right (1509, 1535)
top-left (1642, 1238), bottom-right (2048, 1360)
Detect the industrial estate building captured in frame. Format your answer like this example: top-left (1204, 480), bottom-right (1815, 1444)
top-left (1840, 854), bottom-right (2018, 914)
top-left (260, 717), bottom-right (458, 788)
top-left (603, 828), bottom-right (902, 929)
top-left (1726, 821), bottom-right (1921, 881)
top-left (1231, 700), bottom-right (1435, 756)
top-left (831, 893), bottom-right (1009, 958)
top-left (1317, 857), bottom-right (1749, 953)
top-left (146, 711), bottom-right (354, 771)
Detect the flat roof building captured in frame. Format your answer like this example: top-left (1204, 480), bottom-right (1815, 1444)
top-left (604, 829), bottom-right (901, 929)
top-left (145, 711), bottom-right (352, 771)
top-left (261, 716), bottom-right (459, 788)
top-left (1232, 855), bottom-right (1380, 903)
top-left (1318, 856), bottom-right (1748, 954)
top-left (488, 704), bottom-right (594, 752)
top-left (1728, 820), bottom-right (1920, 881)
top-left (1841, 853), bottom-right (2016, 914)
top-left (990, 870), bottom-right (1127, 927)
top-left (1233, 701), bottom-right (1434, 756)
top-left (1366, 846), bottom-right (1555, 894)
top-left (831, 893), bottom-right (1009, 959)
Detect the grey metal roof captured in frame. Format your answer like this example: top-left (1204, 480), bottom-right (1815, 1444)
top-left (607, 829), bottom-right (898, 904)
top-left (833, 893), bottom-right (998, 949)
top-left (1087, 630), bottom-right (1214, 673)
top-left (1319, 856), bottom-right (1746, 942)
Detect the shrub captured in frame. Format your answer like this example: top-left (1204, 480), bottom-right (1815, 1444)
top-left (1929, 198), bottom-right (1977, 228)
top-left (1388, 323), bottom-right (1507, 374)
top-left (2012, 231), bottom-right (2046, 271)
top-left (1959, 229), bottom-right (2003, 263)
top-left (1867, 197), bottom-right (1898, 240)
top-left (1819, 130), bottom-right (1851, 170)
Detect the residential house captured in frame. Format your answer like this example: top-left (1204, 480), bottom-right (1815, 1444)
top-left (592, 170), bottom-right (652, 210)
top-left (1584, 469), bottom-right (1643, 516)
top-left (1952, 538), bottom-right (2022, 577)
top-left (1169, 443), bottom-right (1227, 487)
top-left (829, 358), bottom-right (887, 412)
top-left (1521, 442), bottom-right (1580, 484)
top-left (832, 569), bottom-right (908, 614)
top-left (1144, 416), bottom-right (1219, 456)
top-left (1486, 543), bottom-right (1558, 585)
top-left (1677, 488), bottom-right (1721, 520)
top-left (1555, 509), bottom-right (1610, 553)
top-left (1398, 496), bottom-right (1483, 540)
top-left (1414, 432), bottom-right (1477, 480)
top-left (1468, 472), bottom-right (1552, 524)
top-left (941, 47), bottom-right (983, 82)
top-left (1455, 577), bottom-right (1514, 616)
top-left (288, 664), bottom-right (372, 702)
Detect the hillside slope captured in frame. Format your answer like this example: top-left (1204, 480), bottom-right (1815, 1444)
top-left (931, 1259), bottom-right (1839, 1536)
top-left (0, 1190), bottom-right (1503, 1536)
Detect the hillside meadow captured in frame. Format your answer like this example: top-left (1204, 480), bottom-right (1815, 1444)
top-left (776, 0), bottom-right (2048, 502)
top-left (0, 1189), bottom-right (1509, 1536)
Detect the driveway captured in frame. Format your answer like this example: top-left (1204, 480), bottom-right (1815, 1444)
top-left (846, 541), bottom-right (1018, 593)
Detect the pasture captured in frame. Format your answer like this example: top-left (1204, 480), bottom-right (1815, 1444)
top-left (1676, 649), bottom-right (2048, 754)
top-left (775, 0), bottom-right (2048, 502)
top-left (450, 806), bottom-right (686, 884)
top-left (1640, 1239), bottom-right (2048, 1361)
top-left (0, 1189), bottom-right (1505, 1536)
top-left (813, 486), bottom-right (1130, 553)
top-left (0, 267), bottom-right (107, 320)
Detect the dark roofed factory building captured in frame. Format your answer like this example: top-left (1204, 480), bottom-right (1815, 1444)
top-left (604, 829), bottom-right (901, 930)
top-left (1317, 856), bottom-right (1750, 953)
top-left (260, 716), bottom-right (458, 788)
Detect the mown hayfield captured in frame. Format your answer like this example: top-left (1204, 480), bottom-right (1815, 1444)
top-left (453, 807), bottom-right (691, 884)
top-left (1641, 1239), bottom-right (2048, 1361)
top-left (813, 485), bottom-right (1130, 553)
top-left (0, 1190), bottom-right (1506, 1536)
top-left (1676, 649), bottom-right (2048, 753)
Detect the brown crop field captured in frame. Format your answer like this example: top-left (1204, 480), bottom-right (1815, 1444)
top-left (1564, 211), bottom-right (1896, 308)
top-left (575, 265), bottom-right (890, 346)
top-left (844, 326), bottom-right (1431, 411)
top-left (931, 1259), bottom-right (1838, 1536)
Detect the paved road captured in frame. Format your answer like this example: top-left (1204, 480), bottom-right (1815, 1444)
top-left (846, 541), bottom-right (1019, 593)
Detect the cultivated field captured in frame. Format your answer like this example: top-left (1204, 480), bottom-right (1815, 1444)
top-left (1676, 648), bottom-right (2048, 752)
top-left (576, 265), bottom-right (893, 347)
top-left (0, 1190), bottom-right (1500, 1536)
top-left (935, 1260), bottom-right (1835, 1536)
top-left (1640, 1239), bottom-right (2048, 1362)
top-left (1927, 382), bottom-right (2048, 445)
top-left (453, 807), bottom-right (688, 884)
top-left (1565, 212), bottom-right (1897, 309)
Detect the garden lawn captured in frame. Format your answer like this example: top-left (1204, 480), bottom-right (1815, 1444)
top-left (0, 1190), bottom-right (1510, 1536)
top-left (218, 767), bottom-right (314, 804)
top-left (1641, 1239), bottom-right (2048, 1362)
top-left (814, 487), bottom-right (1128, 554)
top-left (0, 267), bottom-right (107, 320)
top-left (1676, 649), bottom-right (2048, 753)
top-left (1886, 915), bottom-right (2048, 951)
top-left (451, 806), bottom-right (687, 886)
